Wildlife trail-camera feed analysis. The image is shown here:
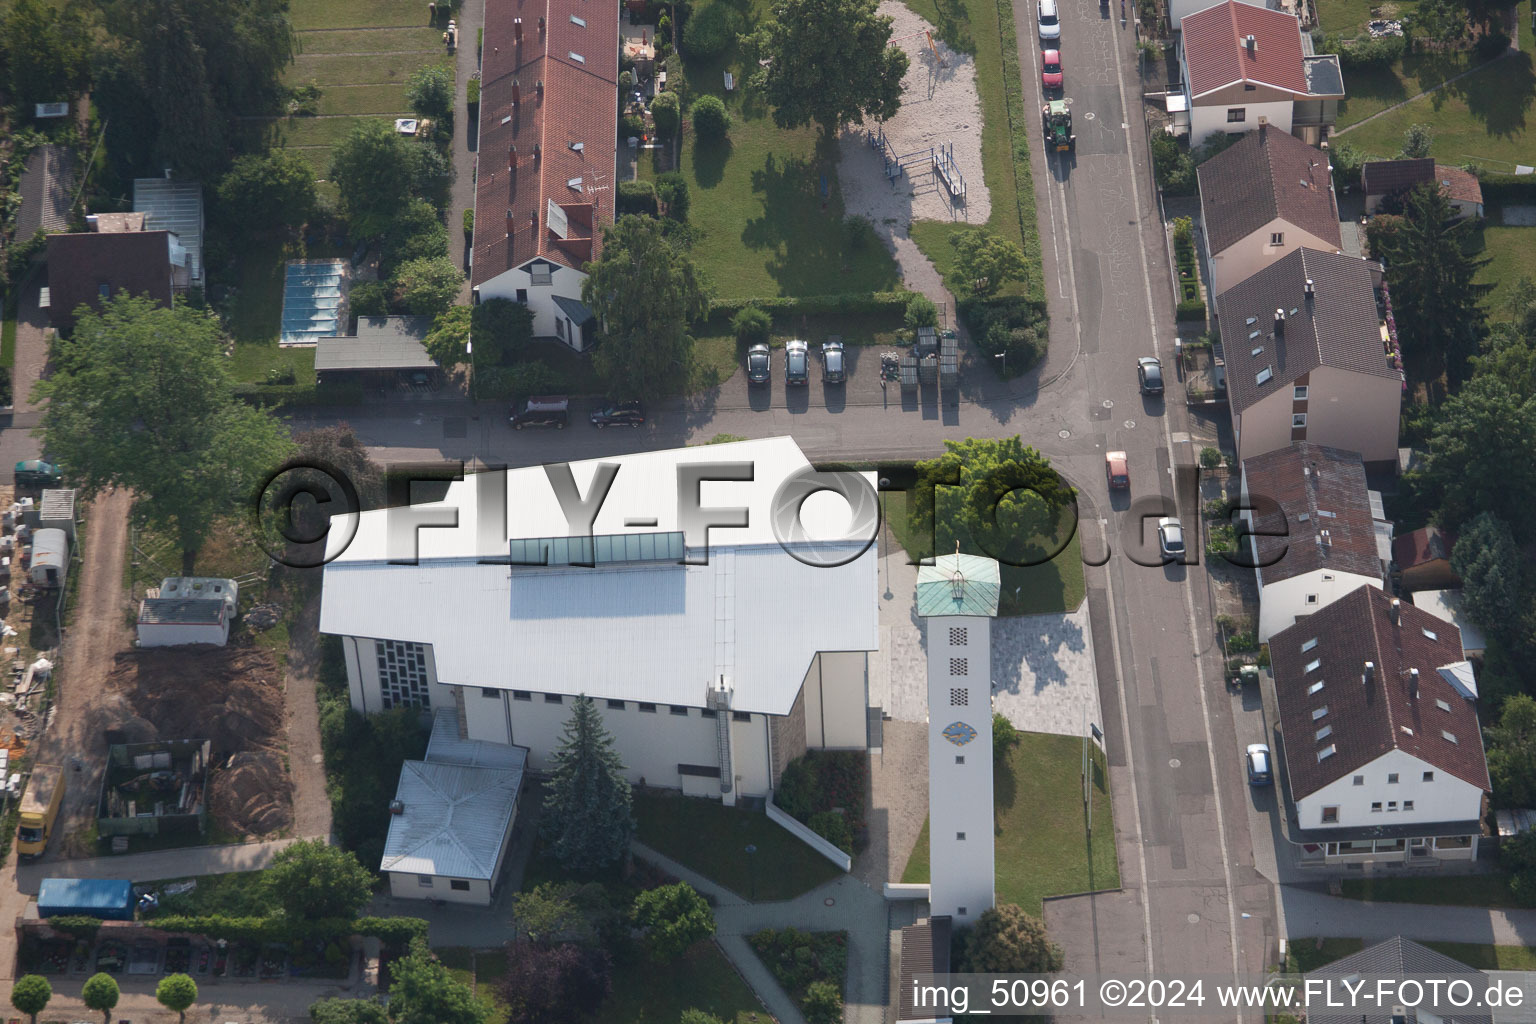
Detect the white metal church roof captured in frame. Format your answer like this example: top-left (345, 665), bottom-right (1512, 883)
top-left (319, 437), bottom-right (879, 714)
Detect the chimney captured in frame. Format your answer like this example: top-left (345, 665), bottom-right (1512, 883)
top-left (539, 14), bottom-right (546, 31)
top-left (1409, 668), bottom-right (1420, 698)
top-left (1364, 661), bottom-right (1375, 686)
top-left (1390, 598), bottom-right (1401, 625)
top-left (533, 142), bottom-right (542, 162)
top-left (530, 211), bottom-right (538, 231)
top-left (536, 79), bottom-right (545, 98)
top-left (1304, 278), bottom-right (1315, 295)
top-left (514, 16), bottom-right (523, 41)
top-left (389, 800), bottom-right (405, 815)
top-left (512, 79), bottom-right (520, 106)
top-left (1274, 308), bottom-right (1285, 336)
top-left (1245, 33), bottom-right (1256, 55)
top-left (505, 208), bottom-right (514, 238)
top-left (508, 143), bottom-right (517, 170)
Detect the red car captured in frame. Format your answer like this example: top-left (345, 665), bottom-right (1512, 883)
top-left (1106, 451), bottom-right (1129, 490)
top-left (1041, 49), bottom-right (1063, 91)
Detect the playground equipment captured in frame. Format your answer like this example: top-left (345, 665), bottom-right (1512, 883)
top-left (1042, 99), bottom-right (1076, 153)
top-left (868, 129), bottom-right (967, 203)
top-left (891, 28), bottom-right (945, 67)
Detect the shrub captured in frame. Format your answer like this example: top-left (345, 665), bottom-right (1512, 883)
top-left (462, 208), bottom-right (474, 237)
top-left (619, 70), bottom-right (633, 91)
top-left (904, 293), bottom-right (938, 330)
top-left (993, 712), bottom-right (1021, 764)
top-left (1329, 140), bottom-right (1365, 190)
top-left (473, 361), bottom-right (566, 399)
top-left (961, 295), bottom-right (1050, 376)
top-left (632, 882), bottom-right (715, 960)
top-left (1199, 446), bottom-right (1223, 468)
top-left (1176, 297), bottom-right (1207, 321)
top-left (348, 280), bottom-right (390, 318)
top-left (803, 980), bottom-right (843, 1024)
top-left (692, 94), bottom-right (730, 140)
top-left (620, 113), bottom-right (646, 140)
top-left (731, 305), bottom-right (772, 345)
top-left (617, 180), bottom-right (660, 217)
top-left (1172, 216), bottom-right (1194, 248)
top-left (707, 291), bottom-right (910, 319)
top-left (807, 811), bottom-right (852, 855)
top-left (1477, 171), bottom-right (1536, 205)
top-left (655, 172), bottom-right (691, 220)
top-left (466, 76), bottom-right (480, 106)
top-left (961, 904), bottom-right (1063, 973)
top-left (1401, 122), bottom-right (1434, 159)
top-left (650, 92), bottom-right (681, 137)
top-left (683, 2), bottom-right (742, 59)
top-left (1150, 131), bottom-right (1195, 196)
top-left (775, 756), bottom-right (821, 820)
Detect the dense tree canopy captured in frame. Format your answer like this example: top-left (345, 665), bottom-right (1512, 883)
top-left (1415, 374), bottom-right (1536, 537)
top-left (744, 0), bottom-right (908, 136)
top-left (632, 883), bottom-right (715, 961)
top-left (583, 215), bottom-right (710, 398)
top-left (331, 120), bottom-right (452, 238)
top-left (961, 904), bottom-right (1063, 973)
top-left (950, 229), bottom-right (1028, 297)
top-left (214, 149), bottom-right (317, 232)
top-left (390, 256), bottom-right (463, 318)
top-left (1489, 695), bottom-right (1536, 809)
top-left (470, 297), bottom-right (535, 365)
top-left (1452, 513), bottom-right (1525, 646)
top-left (92, 0), bottom-right (295, 178)
top-left (34, 296), bottom-right (293, 569)
top-left (387, 940), bottom-right (488, 1024)
top-left (500, 942), bottom-right (611, 1024)
top-left (425, 306), bottom-right (473, 368)
top-left (405, 64), bottom-right (454, 120)
top-left (1, 0), bottom-right (93, 111)
top-left (265, 839), bottom-right (375, 922)
top-left (540, 695), bottom-right (634, 873)
top-left (910, 437), bottom-right (1077, 567)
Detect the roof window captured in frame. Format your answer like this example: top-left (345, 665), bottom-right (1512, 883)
top-left (1422, 627), bottom-right (1438, 640)
top-left (1312, 705), bottom-right (1328, 721)
top-left (1315, 724), bottom-right (1333, 741)
top-left (1301, 638), bottom-right (1319, 652)
top-left (1317, 744), bottom-right (1336, 761)
top-left (571, 13), bottom-right (586, 25)
top-left (1305, 658), bottom-right (1321, 673)
top-left (1435, 698), bottom-right (1451, 712)
top-left (1256, 366), bottom-right (1273, 385)
top-left (1307, 680), bottom-right (1324, 695)
top-left (1442, 730), bottom-right (1458, 744)
top-left (570, 51), bottom-right (586, 62)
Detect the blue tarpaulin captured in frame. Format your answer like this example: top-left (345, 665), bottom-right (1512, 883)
top-left (37, 877), bottom-right (134, 921)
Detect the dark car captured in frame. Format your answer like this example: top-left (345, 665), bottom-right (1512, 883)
top-left (821, 338), bottom-right (847, 383)
top-left (14, 460), bottom-right (62, 489)
top-left (1246, 744), bottom-right (1273, 786)
top-left (1138, 356), bottom-right (1164, 394)
top-left (785, 340), bottom-right (810, 386)
top-left (510, 395), bottom-right (570, 429)
top-left (746, 344), bottom-right (771, 386)
top-left (590, 400), bottom-right (646, 428)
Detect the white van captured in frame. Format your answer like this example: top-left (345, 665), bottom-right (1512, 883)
top-left (1038, 0), bottom-right (1061, 39)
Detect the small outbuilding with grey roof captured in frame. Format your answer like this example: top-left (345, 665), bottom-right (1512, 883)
top-left (1213, 248), bottom-right (1402, 466)
top-left (315, 316), bottom-right (439, 386)
top-left (1304, 937), bottom-right (1493, 1024)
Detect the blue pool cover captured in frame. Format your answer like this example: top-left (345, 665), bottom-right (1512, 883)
top-left (279, 260), bottom-right (345, 346)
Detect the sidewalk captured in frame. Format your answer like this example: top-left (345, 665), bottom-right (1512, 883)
top-left (451, 0), bottom-right (484, 296)
top-left (633, 840), bottom-right (894, 1024)
top-left (1279, 887), bottom-right (1536, 947)
top-left (15, 836), bottom-right (320, 895)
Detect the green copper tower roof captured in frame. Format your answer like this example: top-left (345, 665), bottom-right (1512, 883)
top-left (916, 552), bottom-right (1001, 617)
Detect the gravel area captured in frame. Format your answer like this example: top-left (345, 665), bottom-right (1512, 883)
top-left (838, 2), bottom-right (991, 235)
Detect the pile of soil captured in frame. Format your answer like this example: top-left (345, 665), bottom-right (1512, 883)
top-left (102, 646), bottom-right (293, 838)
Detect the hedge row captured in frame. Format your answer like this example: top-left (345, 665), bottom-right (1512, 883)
top-left (705, 290), bottom-right (913, 320)
top-left (1478, 172), bottom-right (1536, 206)
top-left (1176, 298), bottom-right (1208, 322)
top-left (129, 914), bottom-right (427, 950)
top-left (232, 381), bottom-right (366, 409)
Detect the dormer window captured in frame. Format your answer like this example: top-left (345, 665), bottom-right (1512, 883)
top-left (529, 260), bottom-right (554, 286)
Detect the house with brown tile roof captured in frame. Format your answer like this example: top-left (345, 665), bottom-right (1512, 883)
top-left (1178, 1), bottom-right (1343, 146)
top-left (1391, 525), bottom-right (1459, 593)
top-left (1362, 158), bottom-right (1485, 219)
top-left (1271, 585), bottom-right (1488, 865)
top-left (1197, 121), bottom-right (1341, 295)
top-left (43, 220), bottom-right (190, 332)
top-left (1212, 248), bottom-right (1403, 466)
top-left (1240, 443), bottom-right (1390, 641)
top-left (469, 0), bottom-right (619, 352)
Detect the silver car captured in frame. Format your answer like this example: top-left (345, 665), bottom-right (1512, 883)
top-left (785, 339), bottom-right (810, 386)
top-left (1158, 516), bottom-right (1185, 559)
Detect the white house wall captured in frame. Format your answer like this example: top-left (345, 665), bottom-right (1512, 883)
top-left (803, 652), bottom-right (869, 750)
top-left (388, 872), bottom-right (493, 906)
top-left (466, 687), bottom-right (513, 745)
top-left (1300, 366), bottom-right (1401, 464)
top-left (1188, 99), bottom-right (1293, 148)
top-left (342, 635), bottom-right (457, 715)
top-left (1235, 388), bottom-right (1295, 463)
top-left (137, 621), bottom-right (229, 648)
top-left (1295, 747), bottom-right (1484, 830)
top-left (476, 262), bottom-right (590, 350)
top-left (731, 712), bottom-right (771, 797)
top-left (927, 614), bottom-right (995, 924)
top-left (1206, 218), bottom-right (1339, 297)
top-left (1256, 570), bottom-right (1381, 642)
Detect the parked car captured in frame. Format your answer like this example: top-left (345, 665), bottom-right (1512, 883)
top-left (1138, 356), bottom-right (1164, 394)
top-left (1041, 49), bottom-right (1063, 90)
top-left (589, 400), bottom-right (646, 428)
top-left (785, 339), bottom-right (810, 386)
top-left (1246, 743), bottom-right (1273, 786)
top-left (1038, 0), bottom-right (1061, 39)
top-left (510, 395), bottom-right (570, 429)
top-left (14, 460), bottom-right (62, 489)
top-left (746, 344), bottom-right (771, 386)
top-left (1105, 451), bottom-right (1129, 490)
top-left (1157, 516), bottom-right (1185, 559)
top-left (821, 338), bottom-right (847, 384)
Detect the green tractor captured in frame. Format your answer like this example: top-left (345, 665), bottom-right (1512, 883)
top-left (1043, 99), bottom-right (1076, 153)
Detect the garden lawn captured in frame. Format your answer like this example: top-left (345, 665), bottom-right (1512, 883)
top-left (641, 0), bottom-right (901, 301)
top-left (600, 939), bottom-right (774, 1023)
top-left (1473, 220), bottom-right (1536, 320)
top-left (1315, 0), bottom-right (1414, 35)
top-left (900, 0), bottom-right (1042, 304)
top-left (1333, 50), bottom-right (1483, 131)
top-left (1282, 938), bottom-right (1365, 974)
top-left (1338, 874), bottom-right (1518, 907)
top-left (633, 790), bottom-right (844, 901)
top-left (901, 731), bottom-right (1117, 915)
top-left (1337, 50), bottom-right (1536, 172)
top-left (222, 237), bottom-right (346, 380)
top-left (437, 948), bottom-right (510, 1024)
top-left (291, 0), bottom-right (436, 31)
top-left (1285, 939), bottom-right (1536, 973)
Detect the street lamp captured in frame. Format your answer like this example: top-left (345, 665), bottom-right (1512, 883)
top-left (994, 350), bottom-right (1006, 377)
top-left (745, 844), bottom-right (758, 901)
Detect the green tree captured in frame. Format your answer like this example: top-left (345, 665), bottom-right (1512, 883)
top-left (406, 64), bottom-right (454, 120)
top-left (1367, 183), bottom-right (1489, 385)
top-left (34, 296), bottom-right (293, 569)
top-left (215, 150), bottom-right (317, 232)
top-left (1452, 513), bottom-right (1525, 644)
top-left (583, 215), bottom-right (710, 398)
top-left (680, 1011), bottom-right (727, 1024)
top-left (540, 695), bottom-right (635, 873)
top-left (802, 980), bottom-right (843, 1024)
top-left (310, 998), bottom-right (389, 1024)
top-left (295, 424), bottom-right (385, 509)
top-left (155, 974), bottom-right (198, 1023)
top-left (1409, 0), bottom-right (1469, 44)
top-left (81, 973), bottom-right (120, 1024)
top-left (332, 120), bottom-right (419, 238)
top-left (501, 941), bottom-right (611, 1024)
top-left (265, 839), bottom-right (375, 922)
top-left (993, 712), bottom-right (1021, 764)
top-left (731, 306), bottom-right (772, 345)
top-left (961, 904), bottom-right (1063, 973)
top-left (387, 939), bottom-right (489, 1024)
top-left (1503, 829), bottom-right (1536, 906)
top-left (1418, 375), bottom-right (1536, 536)
top-left (745, 0), bottom-right (908, 137)
top-left (650, 91), bottom-right (681, 137)
top-left (10, 974), bottom-right (51, 1024)
top-left (390, 256), bottom-right (463, 318)
top-left (1401, 122), bottom-right (1435, 158)
top-left (470, 297), bottom-right (534, 365)
top-left (2, 0), bottom-right (93, 110)
top-left (380, 199), bottom-right (451, 275)
top-left (911, 437), bottom-right (1076, 568)
top-left (632, 882), bottom-right (715, 960)
top-left (511, 882), bottom-right (601, 946)
top-left (905, 293), bottom-right (938, 329)
top-left (950, 229), bottom-right (1027, 297)
top-left (691, 94), bottom-right (731, 140)
top-left (350, 280), bottom-right (391, 318)
top-left (425, 306), bottom-right (472, 368)
top-left (1489, 695), bottom-right (1536, 808)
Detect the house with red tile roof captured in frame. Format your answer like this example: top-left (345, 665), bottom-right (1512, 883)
top-left (1178, 1), bottom-right (1343, 147)
top-left (1362, 158), bottom-right (1485, 219)
top-left (1271, 585), bottom-right (1487, 865)
top-left (1196, 121), bottom-right (1341, 296)
top-left (469, 0), bottom-right (619, 352)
